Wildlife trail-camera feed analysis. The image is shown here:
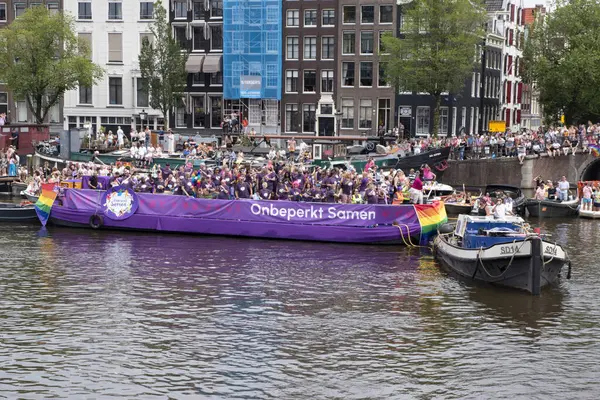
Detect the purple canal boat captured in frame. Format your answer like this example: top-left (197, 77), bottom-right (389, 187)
top-left (42, 186), bottom-right (447, 245)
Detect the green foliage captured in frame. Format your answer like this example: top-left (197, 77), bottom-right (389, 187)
top-left (138, 1), bottom-right (188, 128)
top-left (523, 0), bottom-right (600, 125)
top-left (381, 0), bottom-right (486, 136)
top-left (0, 6), bottom-right (104, 124)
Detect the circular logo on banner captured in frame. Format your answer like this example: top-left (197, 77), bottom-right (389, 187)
top-left (101, 186), bottom-right (139, 220)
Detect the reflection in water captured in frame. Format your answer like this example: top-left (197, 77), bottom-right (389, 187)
top-left (0, 219), bottom-right (599, 398)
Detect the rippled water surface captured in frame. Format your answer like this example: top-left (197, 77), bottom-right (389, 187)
top-left (0, 219), bottom-right (599, 399)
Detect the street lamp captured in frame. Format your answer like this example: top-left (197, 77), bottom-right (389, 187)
top-left (140, 109), bottom-right (147, 131)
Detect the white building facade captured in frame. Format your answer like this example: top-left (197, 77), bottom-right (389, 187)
top-left (63, 0), bottom-right (163, 135)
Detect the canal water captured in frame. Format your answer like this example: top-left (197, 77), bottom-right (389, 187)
top-left (0, 219), bottom-right (598, 399)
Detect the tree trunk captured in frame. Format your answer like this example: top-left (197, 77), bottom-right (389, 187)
top-left (431, 93), bottom-right (441, 137)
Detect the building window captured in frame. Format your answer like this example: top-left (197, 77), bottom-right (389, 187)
top-left (461, 107), bottom-right (466, 129)
top-left (287, 10), bottom-right (299, 27)
top-left (361, 6), bottom-right (374, 24)
top-left (379, 31), bottom-right (391, 54)
top-left (210, 72), bottom-right (223, 85)
top-left (342, 62), bottom-right (355, 87)
top-left (193, 26), bottom-right (207, 51)
top-left (286, 70), bottom-right (298, 93)
top-left (108, 1), bottom-right (122, 20)
top-left (380, 5), bottom-right (393, 23)
top-left (322, 9), bottom-right (335, 26)
top-left (16, 101), bottom-right (27, 122)
top-left (378, 99), bottom-right (391, 130)
top-left (192, 72), bottom-right (205, 85)
top-left (378, 63), bottom-right (388, 87)
top-left (360, 31), bottom-right (374, 54)
top-left (342, 31), bottom-right (355, 55)
top-left (452, 107), bottom-right (457, 135)
top-left (211, 25), bottom-right (223, 50)
top-left (15, 3), bottom-right (26, 17)
top-left (266, 32), bottom-right (278, 53)
top-left (341, 99), bottom-right (354, 129)
top-left (174, 26), bottom-right (187, 49)
top-left (439, 107), bottom-right (449, 135)
top-left (321, 104), bottom-right (333, 115)
top-left (360, 62), bottom-right (373, 87)
top-left (174, 0), bottom-right (187, 19)
top-left (210, 96), bottom-right (222, 128)
top-left (193, 0), bottom-right (204, 20)
top-left (416, 106), bottom-right (430, 135)
top-left (140, 32), bottom-right (154, 50)
top-left (193, 96), bottom-right (206, 128)
top-left (304, 36), bottom-right (316, 60)
top-left (78, 32), bottom-right (93, 59)
top-left (137, 78), bottom-right (149, 107)
top-left (175, 105), bottom-right (186, 128)
top-left (0, 4), bottom-right (6, 21)
top-left (343, 6), bottom-right (356, 24)
top-left (79, 85), bottom-right (92, 105)
top-left (303, 70), bottom-right (316, 93)
top-left (109, 77), bottom-right (122, 105)
top-left (210, 0), bottom-right (223, 18)
top-left (321, 37), bottom-right (335, 60)
top-left (78, 2), bottom-right (92, 19)
top-left (359, 99), bottom-right (372, 129)
top-left (304, 10), bottom-right (316, 27)
top-left (108, 33), bottom-right (123, 63)
top-left (140, 2), bottom-right (153, 19)
top-left (303, 104), bottom-right (316, 133)
top-left (266, 63), bottom-right (277, 88)
top-left (286, 36), bottom-right (298, 60)
top-left (286, 104), bottom-right (299, 133)
top-left (321, 70), bottom-right (334, 93)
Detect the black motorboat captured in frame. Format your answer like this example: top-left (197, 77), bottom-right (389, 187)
top-left (0, 202), bottom-right (38, 221)
top-left (525, 198), bottom-right (579, 218)
top-left (434, 215), bottom-right (570, 295)
top-left (477, 184), bottom-right (527, 216)
top-left (444, 202), bottom-right (475, 216)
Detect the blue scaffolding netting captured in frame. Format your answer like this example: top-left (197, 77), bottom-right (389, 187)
top-left (223, 0), bottom-right (282, 100)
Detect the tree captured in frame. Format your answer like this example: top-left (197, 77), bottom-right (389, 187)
top-left (523, 0), bottom-right (600, 125)
top-left (0, 6), bottom-right (104, 124)
top-left (381, 0), bottom-right (486, 136)
top-left (139, 0), bottom-right (188, 128)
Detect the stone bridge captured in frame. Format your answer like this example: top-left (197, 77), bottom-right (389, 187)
top-left (442, 153), bottom-right (600, 191)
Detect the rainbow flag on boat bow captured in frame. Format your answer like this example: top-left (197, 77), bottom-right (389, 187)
top-left (415, 201), bottom-right (448, 243)
top-left (35, 183), bottom-right (58, 227)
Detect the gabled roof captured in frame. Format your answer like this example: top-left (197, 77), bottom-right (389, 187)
top-left (485, 0), bottom-right (505, 12)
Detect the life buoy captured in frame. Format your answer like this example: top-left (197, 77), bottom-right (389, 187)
top-left (365, 141), bottom-right (376, 152)
top-left (89, 214), bottom-right (104, 229)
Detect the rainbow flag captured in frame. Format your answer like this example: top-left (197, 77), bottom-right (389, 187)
top-left (589, 144), bottom-right (600, 157)
top-left (414, 201), bottom-right (448, 244)
top-left (35, 183), bottom-right (58, 227)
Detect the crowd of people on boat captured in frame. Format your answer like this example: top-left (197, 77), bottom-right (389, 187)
top-left (25, 159), bottom-right (444, 205)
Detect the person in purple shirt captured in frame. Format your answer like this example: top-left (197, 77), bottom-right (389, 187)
top-left (311, 183), bottom-right (325, 202)
top-left (365, 184), bottom-right (379, 204)
top-left (276, 181), bottom-right (290, 200)
top-left (235, 177), bottom-right (252, 199)
top-left (216, 183), bottom-right (230, 199)
top-left (161, 164), bottom-right (172, 180)
top-left (258, 182), bottom-right (272, 200)
top-left (341, 173), bottom-right (354, 203)
top-left (358, 172), bottom-right (370, 196)
top-left (290, 182), bottom-right (302, 201)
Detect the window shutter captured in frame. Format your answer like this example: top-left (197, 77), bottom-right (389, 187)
top-left (108, 33), bottom-right (123, 62)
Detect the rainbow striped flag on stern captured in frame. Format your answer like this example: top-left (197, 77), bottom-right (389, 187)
top-left (35, 183), bottom-right (58, 227)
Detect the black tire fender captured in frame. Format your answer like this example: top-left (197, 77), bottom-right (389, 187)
top-left (89, 214), bottom-right (104, 229)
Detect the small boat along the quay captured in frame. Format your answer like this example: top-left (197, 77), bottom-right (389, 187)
top-left (0, 202), bottom-right (38, 221)
top-left (40, 186), bottom-right (448, 245)
top-left (475, 184), bottom-right (526, 216)
top-left (444, 202), bottom-right (475, 216)
top-left (578, 208), bottom-right (600, 219)
top-left (434, 215), bottom-right (570, 295)
top-left (525, 198), bottom-right (579, 218)
top-left (23, 191), bottom-right (39, 203)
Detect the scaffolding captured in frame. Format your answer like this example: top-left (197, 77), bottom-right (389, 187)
top-left (222, 0), bottom-right (282, 101)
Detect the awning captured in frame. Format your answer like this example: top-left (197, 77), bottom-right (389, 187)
top-left (202, 55), bottom-right (222, 73)
top-left (185, 54), bottom-right (204, 73)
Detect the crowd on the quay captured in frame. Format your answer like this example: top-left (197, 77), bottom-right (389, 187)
top-left (24, 158), bottom-right (441, 205)
top-left (448, 124), bottom-right (600, 163)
